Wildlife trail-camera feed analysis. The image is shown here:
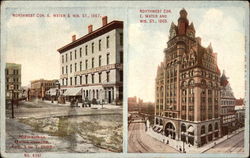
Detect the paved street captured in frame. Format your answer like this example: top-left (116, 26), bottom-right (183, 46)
top-left (204, 130), bottom-right (244, 153)
top-left (128, 121), bottom-right (178, 153)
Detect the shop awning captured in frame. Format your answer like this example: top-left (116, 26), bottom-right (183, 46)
top-left (46, 88), bottom-right (57, 96)
top-left (187, 126), bottom-right (194, 133)
top-left (62, 87), bottom-right (82, 96)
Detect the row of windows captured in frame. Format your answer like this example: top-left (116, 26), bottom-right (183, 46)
top-left (201, 71), bottom-right (218, 80)
top-left (181, 105), bottom-right (194, 111)
top-left (62, 54), bottom-right (110, 74)
top-left (201, 123), bottom-right (219, 135)
top-left (6, 84), bottom-right (19, 90)
top-left (62, 51), bottom-right (123, 74)
top-left (182, 88), bottom-right (194, 95)
top-left (221, 100), bottom-right (235, 106)
top-left (165, 112), bottom-right (178, 118)
top-left (181, 97), bottom-right (195, 103)
top-left (62, 71), bottom-right (110, 86)
top-left (62, 36), bottom-right (110, 63)
top-left (62, 70), bottom-right (123, 86)
top-left (6, 69), bottom-right (19, 75)
top-left (6, 77), bottom-right (20, 83)
top-left (62, 33), bottom-right (123, 64)
top-left (41, 82), bottom-right (55, 88)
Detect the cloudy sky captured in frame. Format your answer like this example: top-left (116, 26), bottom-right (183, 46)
top-left (127, 2), bottom-right (248, 102)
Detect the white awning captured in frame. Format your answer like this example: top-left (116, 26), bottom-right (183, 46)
top-left (62, 87), bottom-right (82, 96)
top-left (187, 126), bottom-right (194, 133)
top-left (46, 88), bottom-right (57, 96)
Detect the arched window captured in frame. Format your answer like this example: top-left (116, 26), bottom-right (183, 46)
top-left (189, 70), bottom-right (194, 77)
top-left (210, 81), bottom-right (213, 87)
top-left (187, 125), bottom-right (194, 136)
top-left (201, 80), bottom-right (206, 85)
top-left (182, 81), bottom-right (187, 87)
top-left (201, 125), bottom-right (206, 134)
top-left (181, 123), bottom-right (186, 132)
top-left (182, 89), bottom-right (187, 95)
top-left (208, 124), bottom-right (213, 132)
top-left (160, 119), bottom-right (163, 125)
top-left (189, 79), bottom-right (194, 85)
top-left (155, 118), bottom-right (159, 124)
top-left (215, 122), bottom-right (218, 130)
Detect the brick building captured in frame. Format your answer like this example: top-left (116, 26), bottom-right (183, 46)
top-left (154, 9), bottom-right (221, 147)
top-left (29, 79), bottom-right (57, 100)
top-left (5, 63), bottom-right (22, 102)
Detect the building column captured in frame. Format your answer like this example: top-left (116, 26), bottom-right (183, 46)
top-left (194, 87), bottom-right (200, 121)
top-left (212, 89), bottom-right (215, 119)
top-left (186, 89), bottom-right (189, 120)
top-left (114, 86), bottom-right (117, 102)
top-left (206, 89), bottom-right (208, 120)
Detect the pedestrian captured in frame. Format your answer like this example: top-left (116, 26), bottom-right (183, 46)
top-left (75, 99), bottom-right (79, 107)
top-left (179, 147), bottom-right (182, 152)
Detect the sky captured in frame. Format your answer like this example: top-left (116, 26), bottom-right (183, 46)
top-left (127, 3), bottom-right (247, 102)
top-left (2, 1), bottom-right (248, 102)
top-left (3, 5), bottom-right (125, 87)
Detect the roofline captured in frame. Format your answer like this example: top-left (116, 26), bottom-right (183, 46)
top-left (57, 20), bottom-right (123, 53)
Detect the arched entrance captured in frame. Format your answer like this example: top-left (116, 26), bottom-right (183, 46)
top-left (165, 122), bottom-right (176, 140)
top-left (181, 123), bottom-right (187, 142)
top-left (187, 125), bottom-right (194, 145)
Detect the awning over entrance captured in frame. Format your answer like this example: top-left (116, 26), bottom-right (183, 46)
top-left (187, 126), bottom-right (194, 133)
top-left (46, 88), bottom-right (57, 96)
top-left (62, 87), bottom-right (82, 96)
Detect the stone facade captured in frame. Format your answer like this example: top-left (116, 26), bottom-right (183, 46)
top-left (220, 70), bottom-right (236, 136)
top-left (58, 17), bottom-right (123, 105)
top-left (154, 9), bottom-right (221, 147)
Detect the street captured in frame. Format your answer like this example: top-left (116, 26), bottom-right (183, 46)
top-left (204, 130), bottom-right (244, 153)
top-left (128, 113), bottom-right (245, 154)
top-left (6, 100), bottom-right (123, 153)
top-left (128, 121), bottom-right (178, 153)
top-left (6, 100), bottom-right (122, 119)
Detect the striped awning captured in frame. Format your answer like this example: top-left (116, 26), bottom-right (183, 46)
top-left (62, 87), bottom-right (82, 96)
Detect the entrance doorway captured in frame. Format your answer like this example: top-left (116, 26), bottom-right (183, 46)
top-left (108, 91), bottom-right (112, 103)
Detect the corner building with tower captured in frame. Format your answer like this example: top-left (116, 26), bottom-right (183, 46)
top-left (154, 9), bottom-right (221, 147)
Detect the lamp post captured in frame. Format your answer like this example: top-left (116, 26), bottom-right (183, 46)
top-left (10, 85), bottom-right (14, 119)
top-left (55, 80), bottom-right (60, 104)
top-left (181, 132), bottom-right (186, 153)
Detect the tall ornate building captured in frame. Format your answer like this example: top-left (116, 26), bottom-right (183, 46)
top-left (154, 9), bottom-right (221, 147)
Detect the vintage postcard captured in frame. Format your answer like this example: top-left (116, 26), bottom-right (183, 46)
top-left (1, 1), bottom-right (125, 158)
top-left (0, 1), bottom-right (249, 158)
top-left (127, 1), bottom-right (249, 157)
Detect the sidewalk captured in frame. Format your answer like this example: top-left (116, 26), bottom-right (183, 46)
top-left (146, 126), bottom-right (245, 153)
top-left (42, 100), bottom-right (121, 109)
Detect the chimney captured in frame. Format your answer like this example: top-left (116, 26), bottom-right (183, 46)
top-left (88, 25), bottom-right (93, 33)
top-left (72, 35), bottom-right (76, 42)
top-left (102, 16), bottom-right (107, 26)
